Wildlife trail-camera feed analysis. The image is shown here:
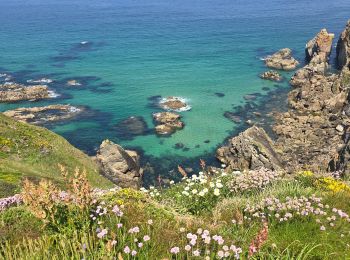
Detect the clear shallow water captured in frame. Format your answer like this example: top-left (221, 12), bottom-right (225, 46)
top-left (0, 0), bottom-right (350, 178)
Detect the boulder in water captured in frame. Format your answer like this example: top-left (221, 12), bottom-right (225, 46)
top-left (265, 48), bottom-right (299, 71)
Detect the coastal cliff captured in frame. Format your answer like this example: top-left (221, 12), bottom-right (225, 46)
top-left (217, 22), bottom-right (350, 175)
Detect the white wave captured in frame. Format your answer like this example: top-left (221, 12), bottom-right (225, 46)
top-left (48, 90), bottom-right (60, 98)
top-left (27, 78), bottom-right (53, 84)
top-left (69, 106), bottom-right (81, 113)
top-left (80, 41), bottom-right (89, 45)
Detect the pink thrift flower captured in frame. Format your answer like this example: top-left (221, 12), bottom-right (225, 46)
top-left (124, 246), bottom-right (131, 254)
top-left (170, 247), bottom-right (180, 254)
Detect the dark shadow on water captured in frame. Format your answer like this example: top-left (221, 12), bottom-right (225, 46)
top-left (50, 41), bottom-right (107, 67)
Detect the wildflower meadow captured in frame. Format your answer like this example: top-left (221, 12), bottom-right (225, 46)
top-left (1, 165), bottom-right (350, 259)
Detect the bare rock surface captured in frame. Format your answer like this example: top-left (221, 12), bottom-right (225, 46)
top-left (0, 83), bottom-right (52, 102)
top-left (260, 70), bottom-right (282, 81)
top-left (153, 112), bottom-right (184, 135)
top-left (3, 104), bottom-right (82, 124)
top-left (216, 126), bottom-right (284, 171)
top-left (217, 22), bottom-right (350, 175)
top-left (265, 48), bottom-right (299, 71)
top-left (96, 140), bottom-right (143, 189)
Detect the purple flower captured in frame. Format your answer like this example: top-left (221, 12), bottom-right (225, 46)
top-left (124, 246), bottom-right (131, 254)
top-left (112, 205), bottom-right (123, 217)
top-left (97, 228), bottom-right (108, 239)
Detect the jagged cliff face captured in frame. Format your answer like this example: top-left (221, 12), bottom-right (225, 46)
top-left (337, 20), bottom-right (350, 70)
top-left (217, 21), bottom-right (350, 174)
top-left (276, 24), bottom-right (350, 173)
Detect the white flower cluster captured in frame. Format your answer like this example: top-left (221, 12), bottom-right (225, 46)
top-left (140, 186), bottom-right (160, 198)
top-left (179, 171), bottom-right (227, 198)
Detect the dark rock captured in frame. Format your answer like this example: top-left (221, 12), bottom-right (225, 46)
top-left (174, 143), bottom-right (185, 149)
top-left (224, 111), bottom-right (242, 123)
top-left (116, 116), bottom-right (149, 136)
top-left (215, 92), bottom-right (225, 97)
top-left (336, 19), bottom-right (350, 70)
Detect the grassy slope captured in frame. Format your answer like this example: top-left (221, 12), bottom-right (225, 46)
top-left (0, 114), bottom-right (113, 196)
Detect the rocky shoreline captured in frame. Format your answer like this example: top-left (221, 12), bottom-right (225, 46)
top-left (217, 21), bottom-right (350, 175)
top-left (2, 20), bottom-right (350, 189)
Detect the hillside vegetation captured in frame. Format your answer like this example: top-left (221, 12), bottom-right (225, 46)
top-left (1, 166), bottom-right (350, 259)
top-left (0, 114), bottom-right (113, 197)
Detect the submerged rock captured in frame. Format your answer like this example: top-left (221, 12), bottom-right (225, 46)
top-left (224, 111), bottom-right (241, 123)
top-left (260, 70), bottom-right (282, 81)
top-left (337, 19), bottom-right (350, 70)
top-left (116, 116), bottom-right (149, 136)
top-left (216, 126), bottom-right (283, 171)
top-left (265, 48), bottom-right (299, 71)
top-left (0, 83), bottom-right (52, 102)
top-left (3, 104), bottom-right (83, 124)
top-left (153, 112), bottom-right (184, 135)
top-left (96, 140), bottom-right (143, 189)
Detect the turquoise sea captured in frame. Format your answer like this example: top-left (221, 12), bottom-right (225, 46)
top-left (1, 0), bottom-right (350, 181)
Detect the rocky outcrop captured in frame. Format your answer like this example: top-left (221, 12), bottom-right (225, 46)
top-left (260, 70), bottom-right (282, 81)
top-left (265, 48), bottom-right (299, 71)
top-left (96, 140), bottom-right (143, 189)
top-left (306, 29), bottom-right (334, 62)
top-left (0, 83), bottom-right (51, 102)
top-left (3, 105), bottom-right (83, 124)
top-left (337, 20), bottom-right (350, 70)
top-left (216, 126), bottom-right (284, 171)
top-left (217, 23), bottom-right (350, 174)
top-left (291, 29), bottom-right (334, 89)
top-left (153, 112), bottom-right (184, 135)
top-left (273, 27), bottom-right (350, 173)
top-left (159, 97), bottom-right (191, 111)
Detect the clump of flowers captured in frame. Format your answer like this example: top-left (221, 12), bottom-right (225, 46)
top-left (298, 170), bottom-right (313, 177)
top-left (316, 177), bottom-right (350, 193)
top-left (140, 186), bottom-right (161, 198)
top-left (141, 168), bottom-right (233, 214)
top-left (0, 194), bottom-right (22, 212)
top-left (229, 168), bottom-right (281, 193)
top-left (169, 228), bottom-right (242, 259)
top-left (243, 195), bottom-right (350, 233)
top-left (91, 201), bottom-right (153, 258)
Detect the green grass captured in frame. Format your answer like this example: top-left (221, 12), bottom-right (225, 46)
top-left (0, 114), bottom-right (113, 196)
